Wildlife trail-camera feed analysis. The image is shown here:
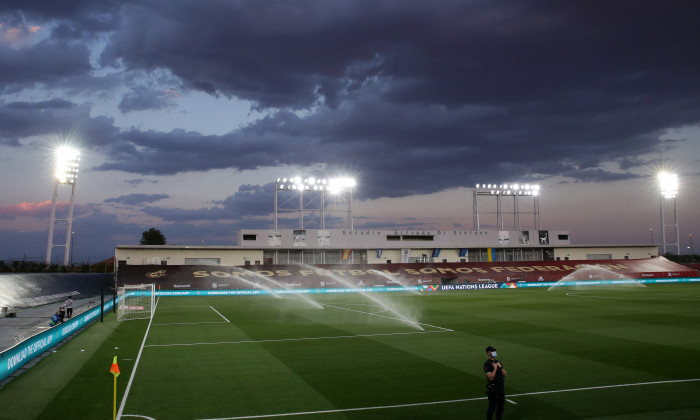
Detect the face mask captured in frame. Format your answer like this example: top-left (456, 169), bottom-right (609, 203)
top-left (491, 351), bottom-right (498, 357)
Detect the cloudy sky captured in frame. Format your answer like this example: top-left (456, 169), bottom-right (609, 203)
top-left (1, 0), bottom-right (699, 263)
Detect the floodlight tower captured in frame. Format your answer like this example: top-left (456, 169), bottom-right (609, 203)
top-left (46, 146), bottom-right (80, 265)
top-left (658, 172), bottom-right (680, 255)
top-left (274, 176), bottom-right (355, 230)
top-left (473, 183), bottom-right (541, 231)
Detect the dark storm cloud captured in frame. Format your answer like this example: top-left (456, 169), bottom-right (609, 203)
top-left (118, 87), bottom-right (177, 113)
top-left (3, 1), bottom-right (700, 201)
top-left (8, 99), bottom-right (74, 110)
top-left (124, 178), bottom-right (158, 186)
top-left (99, 1), bottom-right (700, 108)
top-left (0, 38), bottom-right (92, 87)
top-left (0, 100), bottom-right (120, 148)
top-left (93, 98), bottom-right (654, 199)
top-left (104, 193), bottom-right (169, 206)
top-left (141, 184), bottom-right (273, 222)
top-left (92, 0), bottom-right (700, 197)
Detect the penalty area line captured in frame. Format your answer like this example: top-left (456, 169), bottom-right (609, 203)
top-left (196, 378), bottom-right (700, 420)
top-left (150, 306), bottom-right (230, 325)
top-left (210, 305), bottom-right (231, 323)
top-left (144, 330), bottom-right (451, 348)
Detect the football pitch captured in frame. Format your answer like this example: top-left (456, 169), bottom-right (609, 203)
top-left (2, 283), bottom-right (700, 419)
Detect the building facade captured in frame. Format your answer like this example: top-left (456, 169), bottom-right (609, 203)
top-left (115, 228), bottom-right (659, 267)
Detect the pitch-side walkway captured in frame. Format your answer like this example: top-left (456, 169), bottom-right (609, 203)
top-left (0, 298), bottom-right (102, 352)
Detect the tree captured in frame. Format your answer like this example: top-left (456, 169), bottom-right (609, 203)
top-left (140, 228), bottom-right (167, 245)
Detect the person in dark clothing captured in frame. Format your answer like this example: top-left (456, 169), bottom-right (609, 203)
top-left (65, 296), bottom-right (73, 319)
top-left (484, 345), bottom-right (507, 420)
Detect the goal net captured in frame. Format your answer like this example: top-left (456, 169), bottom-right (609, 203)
top-left (117, 284), bottom-right (156, 321)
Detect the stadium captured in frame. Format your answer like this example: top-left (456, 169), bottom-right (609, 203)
top-left (1, 180), bottom-right (700, 420)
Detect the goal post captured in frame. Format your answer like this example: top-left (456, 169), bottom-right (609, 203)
top-left (117, 284), bottom-right (156, 321)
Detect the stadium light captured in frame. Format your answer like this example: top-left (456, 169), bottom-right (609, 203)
top-left (46, 146), bottom-right (81, 265)
top-left (474, 183), bottom-right (540, 196)
top-left (658, 172), bottom-right (678, 198)
top-left (55, 146), bottom-right (80, 184)
top-left (276, 176), bottom-right (356, 193)
top-left (274, 175), bottom-right (356, 231)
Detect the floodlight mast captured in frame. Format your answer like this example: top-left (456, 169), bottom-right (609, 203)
top-left (274, 176), bottom-right (355, 230)
top-left (658, 172), bottom-right (680, 255)
top-left (473, 183), bottom-right (541, 231)
top-left (46, 147), bottom-right (80, 265)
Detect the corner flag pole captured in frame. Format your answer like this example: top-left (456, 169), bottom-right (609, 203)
top-left (110, 356), bottom-right (120, 420)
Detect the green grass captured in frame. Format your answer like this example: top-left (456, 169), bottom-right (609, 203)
top-left (2, 284), bottom-right (700, 419)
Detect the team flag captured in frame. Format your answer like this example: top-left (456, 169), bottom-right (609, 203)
top-left (110, 356), bottom-right (120, 377)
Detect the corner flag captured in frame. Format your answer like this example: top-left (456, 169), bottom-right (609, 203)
top-left (110, 356), bottom-right (120, 420)
top-left (110, 356), bottom-right (120, 377)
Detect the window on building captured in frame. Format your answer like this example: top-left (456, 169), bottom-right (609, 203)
top-left (586, 254), bottom-right (612, 260)
top-left (387, 235), bottom-right (400, 241)
top-left (243, 234), bottom-right (257, 241)
top-left (184, 258), bottom-right (221, 265)
top-left (558, 234), bottom-right (569, 240)
top-left (402, 235), bottom-right (434, 241)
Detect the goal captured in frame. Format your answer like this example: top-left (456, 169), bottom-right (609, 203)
top-left (117, 284), bottom-right (156, 321)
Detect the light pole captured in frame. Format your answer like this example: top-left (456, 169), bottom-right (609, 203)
top-left (473, 183), bottom-right (540, 231)
top-left (70, 231), bottom-right (74, 266)
top-left (658, 172), bottom-right (679, 255)
top-left (690, 233), bottom-right (694, 255)
top-left (46, 146), bottom-right (80, 265)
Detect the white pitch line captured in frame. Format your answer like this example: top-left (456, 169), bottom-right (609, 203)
top-left (151, 306), bottom-right (230, 325)
top-left (197, 396), bottom-right (487, 420)
top-left (321, 302), bottom-right (453, 332)
top-left (152, 321), bottom-right (229, 326)
top-left (210, 305), bottom-right (231, 323)
top-left (565, 292), bottom-right (700, 301)
top-left (506, 399), bottom-right (517, 405)
top-left (197, 378), bottom-right (700, 420)
top-left (143, 330), bottom-right (451, 348)
top-left (116, 298), bottom-right (160, 420)
top-left (508, 377), bottom-right (700, 398)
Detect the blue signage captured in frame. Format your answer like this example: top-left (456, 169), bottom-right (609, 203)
top-left (1, 300), bottom-right (114, 382)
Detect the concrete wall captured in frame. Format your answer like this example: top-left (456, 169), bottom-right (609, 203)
top-left (115, 247), bottom-right (262, 267)
top-left (553, 246), bottom-right (658, 260)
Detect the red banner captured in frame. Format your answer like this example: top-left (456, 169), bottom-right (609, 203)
top-left (117, 258), bottom-right (698, 290)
